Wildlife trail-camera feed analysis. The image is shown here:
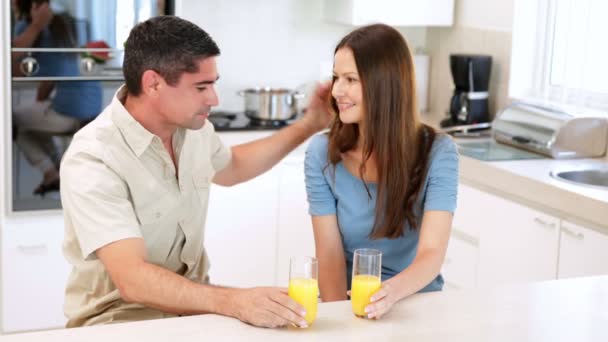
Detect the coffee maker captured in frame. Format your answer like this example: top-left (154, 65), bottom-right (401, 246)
top-left (440, 54), bottom-right (492, 128)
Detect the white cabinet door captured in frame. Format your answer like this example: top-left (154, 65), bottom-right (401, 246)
top-left (324, 0), bottom-right (454, 26)
top-left (558, 221), bottom-right (608, 279)
top-left (442, 229), bottom-right (479, 290)
top-left (453, 184), bottom-right (486, 240)
top-left (205, 168), bottom-right (279, 288)
top-left (473, 189), bottom-right (560, 287)
top-left (2, 219), bottom-right (70, 332)
top-left (276, 159), bottom-right (316, 287)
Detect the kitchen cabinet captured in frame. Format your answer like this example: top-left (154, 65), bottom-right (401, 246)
top-left (460, 184), bottom-right (560, 288)
top-left (205, 169), bottom-right (279, 288)
top-left (323, 0), bottom-right (454, 26)
top-left (452, 184), bottom-right (486, 241)
top-left (442, 184), bottom-right (483, 290)
top-left (449, 183), bottom-right (608, 289)
top-left (441, 229), bottom-right (479, 290)
top-left (275, 158), bottom-right (316, 287)
top-left (206, 155), bottom-right (315, 289)
top-left (1, 218), bottom-right (70, 332)
top-left (205, 132), bottom-right (313, 288)
top-left (557, 220), bottom-right (608, 279)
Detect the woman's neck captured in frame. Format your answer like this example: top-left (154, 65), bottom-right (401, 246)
top-left (343, 143), bottom-right (378, 183)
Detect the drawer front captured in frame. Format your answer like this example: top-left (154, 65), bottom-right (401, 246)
top-left (2, 220), bottom-right (70, 332)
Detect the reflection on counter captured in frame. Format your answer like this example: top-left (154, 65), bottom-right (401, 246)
top-left (457, 140), bottom-right (547, 161)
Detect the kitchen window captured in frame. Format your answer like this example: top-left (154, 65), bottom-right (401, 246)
top-left (510, 0), bottom-right (608, 115)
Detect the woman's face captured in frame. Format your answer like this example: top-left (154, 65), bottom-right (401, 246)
top-left (332, 47), bottom-right (364, 125)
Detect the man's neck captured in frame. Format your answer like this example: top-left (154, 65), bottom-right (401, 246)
top-left (124, 93), bottom-right (176, 145)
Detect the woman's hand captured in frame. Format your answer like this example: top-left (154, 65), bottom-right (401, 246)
top-left (364, 281), bottom-right (400, 319)
top-left (31, 2), bottom-right (53, 30)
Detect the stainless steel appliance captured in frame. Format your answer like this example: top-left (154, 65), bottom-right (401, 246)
top-left (8, 0), bottom-right (173, 211)
top-left (492, 102), bottom-right (608, 159)
top-left (237, 87), bottom-right (304, 122)
top-left (440, 54), bottom-right (492, 129)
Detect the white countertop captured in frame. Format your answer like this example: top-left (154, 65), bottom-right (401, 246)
top-left (3, 276), bottom-right (607, 341)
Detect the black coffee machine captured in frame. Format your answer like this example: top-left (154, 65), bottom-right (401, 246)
top-left (440, 54), bottom-right (492, 128)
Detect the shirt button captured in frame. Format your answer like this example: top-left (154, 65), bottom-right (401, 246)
top-left (155, 212), bottom-right (161, 219)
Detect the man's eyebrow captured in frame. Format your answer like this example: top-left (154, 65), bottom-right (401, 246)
top-left (193, 75), bottom-right (220, 86)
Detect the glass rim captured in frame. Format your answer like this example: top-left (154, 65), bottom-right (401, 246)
top-left (290, 256), bottom-right (318, 264)
top-left (353, 248), bottom-right (382, 257)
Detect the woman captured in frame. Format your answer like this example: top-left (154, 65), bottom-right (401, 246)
top-left (305, 24), bottom-right (459, 319)
top-left (12, 0), bottom-right (102, 195)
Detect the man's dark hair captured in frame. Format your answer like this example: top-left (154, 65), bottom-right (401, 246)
top-left (123, 16), bottom-right (220, 96)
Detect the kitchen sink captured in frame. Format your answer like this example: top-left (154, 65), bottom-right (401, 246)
top-left (550, 168), bottom-right (608, 188)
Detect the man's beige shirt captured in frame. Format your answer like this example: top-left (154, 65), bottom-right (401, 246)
top-left (60, 86), bottom-right (231, 327)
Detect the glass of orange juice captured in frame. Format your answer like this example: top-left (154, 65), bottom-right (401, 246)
top-left (288, 256), bottom-right (319, 326)
top-left (351, 248), bottom-right (382, 318)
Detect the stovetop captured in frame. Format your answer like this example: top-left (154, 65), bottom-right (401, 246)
top-left (208, 110), bottom-right (295, 132)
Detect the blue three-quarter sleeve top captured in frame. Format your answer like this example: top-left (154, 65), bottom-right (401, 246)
top-left (304, 133), bottom-right (459, 292)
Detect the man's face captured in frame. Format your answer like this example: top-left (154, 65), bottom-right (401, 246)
top-left (156, 57), bottom-right (220, 130)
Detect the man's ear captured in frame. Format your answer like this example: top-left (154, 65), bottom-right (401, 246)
top-left (141, 70), bottom-right (163, 97)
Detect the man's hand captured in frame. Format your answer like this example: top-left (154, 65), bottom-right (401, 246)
top-left (300, 81), bottom-right (332, 133)
top-left (231, 287), bottom-right (309, 328)
top-left (31, 2), bottom-right (53, 30)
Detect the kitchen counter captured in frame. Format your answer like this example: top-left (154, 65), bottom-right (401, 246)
top-left (421, 112), bottom-right (608, 232)
top-left (459, 147), bottom-right (608, 232)
top-left (216, 127), bottom-right (608, 232)
top-left (3, 276), bottom-right (607, 341)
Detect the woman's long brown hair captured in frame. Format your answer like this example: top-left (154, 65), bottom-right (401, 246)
top-left (327, 24), bottom-right (436, 239)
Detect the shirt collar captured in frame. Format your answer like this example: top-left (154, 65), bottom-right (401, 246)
top-left (111, 85), bottom-right (157, 157)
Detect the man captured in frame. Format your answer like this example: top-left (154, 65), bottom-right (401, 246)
top-left (60, 16), bottom-right (330, 328)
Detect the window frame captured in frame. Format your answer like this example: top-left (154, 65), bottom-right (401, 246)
top-left (510, 0), bottom-right (608, 116)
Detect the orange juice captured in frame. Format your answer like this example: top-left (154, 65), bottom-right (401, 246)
top-left (288, 278), bottom-right (319, 325)
top-left (351, 274), bottom-right (381, 317)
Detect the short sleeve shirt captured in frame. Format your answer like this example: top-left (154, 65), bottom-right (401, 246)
top-left (61, 86), bottom-right (231, 327)
top-left (304, 133), bottom-right (459, 291)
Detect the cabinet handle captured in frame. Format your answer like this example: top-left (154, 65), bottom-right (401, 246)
top-left (561, 227), bottom-right (584, 240)
top-left (17, 244), bottom-right (48, 254)
top-left (533, 217), bottom-right (557, 230)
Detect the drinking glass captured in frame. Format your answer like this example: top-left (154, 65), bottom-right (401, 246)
top-left (351, 248), bottom-right (382, 318)
top-left (288, 256), bottom-right (319, 325)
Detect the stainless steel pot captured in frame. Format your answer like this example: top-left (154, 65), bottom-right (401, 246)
top-left (237, 87), bottom-right (304, 121)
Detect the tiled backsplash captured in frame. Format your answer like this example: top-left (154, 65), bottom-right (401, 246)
top-left (425, 26), bottom-right (512, 121)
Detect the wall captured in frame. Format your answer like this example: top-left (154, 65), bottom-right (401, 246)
top-left (0, 0), bottom-right (7, 333)
top-left (175, 0), bottom-right (427, 111)
top-left (426, 0), bottom-right (514, 122)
